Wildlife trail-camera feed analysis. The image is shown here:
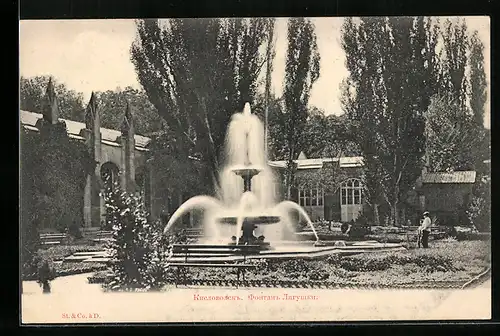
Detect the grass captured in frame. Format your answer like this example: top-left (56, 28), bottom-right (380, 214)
top-left (179, 240), bottom-right (490, 288)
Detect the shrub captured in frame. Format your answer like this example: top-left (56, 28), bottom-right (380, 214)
top-left (103, 179), bottom-right (170, 291)
top-left (467, 177), bottom-right (491, 232)
top-left (308, 269), bottom-right (330, 281)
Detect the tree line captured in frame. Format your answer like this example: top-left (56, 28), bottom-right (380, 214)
top-left (20, 17), bottom-right (489, 230)
top-left (340, 17), bottom-right (489, 227)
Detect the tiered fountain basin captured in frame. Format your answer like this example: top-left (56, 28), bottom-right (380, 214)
top-left (168, 240), bottom-right (405, 264)
top-left (217, 216), bottom-right (281, 225)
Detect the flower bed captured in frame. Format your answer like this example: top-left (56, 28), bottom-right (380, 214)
top-left (87, 270), bottom-right (112, 284)
top-left (38, 244), bottom-right (106, 262)
top-left (182, 240), bottom-right (490, 288)
top-left (56, 262), bottom-right (107, 277)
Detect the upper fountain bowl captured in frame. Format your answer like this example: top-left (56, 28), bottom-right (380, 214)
top-left (217, 216), bottom-right (281, 225)
top-left (231, 166), bottom-right (264, 178)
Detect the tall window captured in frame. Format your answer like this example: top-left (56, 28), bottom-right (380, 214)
top-left (340, 178), bottom-right (363, 205)
top-left (299, 186), bottom-right (324, 207)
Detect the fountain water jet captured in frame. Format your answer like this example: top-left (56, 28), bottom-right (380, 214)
top-left (271, 201), bottom-right (319, 242)
top-left (164, 102), bottom-right (319, 247)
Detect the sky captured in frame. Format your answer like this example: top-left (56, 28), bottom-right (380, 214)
top-left (20, 17), bottom-right (490, 128)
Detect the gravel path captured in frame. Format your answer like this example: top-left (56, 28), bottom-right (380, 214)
top-left (21, 273), bottom-right (491, 323)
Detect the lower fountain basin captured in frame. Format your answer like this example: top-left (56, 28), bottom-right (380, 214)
top-left (217, 216), bottom-right (281, 225)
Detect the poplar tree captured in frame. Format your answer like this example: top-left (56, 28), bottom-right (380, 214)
top-left (340, 17), bottom-right (432, 226)
top-left (282, 18), bottom-right (320, 199)
top-left (469, 30), bottom-right (487, 128)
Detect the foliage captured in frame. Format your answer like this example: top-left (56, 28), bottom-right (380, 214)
top-left (468, 30), bottom-right (488, 128)
top-left (340, 17), bottom-right (429, 226)
top-left (327, 253), bottom-right (456, 273)
top-left (131, 18), bottom-right (275, 189)
top-left (439, 18), bottom-right (469, 108)
top-left (425, 94), bottom-right (483, 172)
top-left (281, 18), bottom-right (320, 198)
top-left (466, 176), bottom-right (491, 232)
top-left (185, 240), bottom-right (489, 287)
top-left (20, 120), bottom-right (94, 278)
top-left (56, 262), bottom-right (107, 277)
top-left (20, 75), bottom-right (86, 122)
top-left (95, 86), bottom-right (164, 136)
top-left (147, 128), bottom-right (210, 198)
top-left (103, 179), bottom-right (169, 291)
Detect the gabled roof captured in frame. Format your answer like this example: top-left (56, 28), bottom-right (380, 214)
top-left (20, 110), bottom-right (151, 150)
top-left (421, 171), bottom-right (476, 184)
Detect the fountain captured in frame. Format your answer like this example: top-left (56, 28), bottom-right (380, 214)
top-left (163, 102), bottom-right (319, 248)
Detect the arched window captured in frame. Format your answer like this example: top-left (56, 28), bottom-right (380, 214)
top-left (340, 178), bottom-right (363, 206)
top-left (100, 162), bottom-right (120, 193)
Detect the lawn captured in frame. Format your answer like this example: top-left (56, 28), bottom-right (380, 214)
top-left (172, 240), bottom-right (491, 289)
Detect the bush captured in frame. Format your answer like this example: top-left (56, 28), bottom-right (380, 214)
top-left (467, 177), bottom-right (491, 232)
top-left (88, 270), bottom-right (112, 284)
top-left (103, 180), bottom-right (170, 291)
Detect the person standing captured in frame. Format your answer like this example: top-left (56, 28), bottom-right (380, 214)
top-left (419, 211), bottom-right (432, 248)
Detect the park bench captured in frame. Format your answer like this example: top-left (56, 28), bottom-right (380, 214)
top-left (93, 230), bottom-right (113, 243)
top-left (39, 233), bottom-right (68, 247)
top-left (168, 244), bottom-right (261, 286)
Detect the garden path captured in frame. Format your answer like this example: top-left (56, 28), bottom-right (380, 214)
top-left (21, 273), bottom-right (491, 323)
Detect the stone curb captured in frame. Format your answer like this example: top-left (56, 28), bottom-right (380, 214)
top-left (461, 267), bottom-right (491, 289)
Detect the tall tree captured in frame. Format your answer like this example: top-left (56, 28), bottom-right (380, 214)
top-left (264, 20), bottom-right (276, 159)
top-left (130, 18), bottom-right (274, 191)
top-left (340, 18), bottom-right (387, 226)
top-left (282, 18), bottom-right (320, 199)
top-left (440, 18), bottom-right (469, 108)
top-left (341, 17), bottom-right (431, 226)
top-left (468, 30), bottom-right (487, 128)
top-left (20, 76), bottom-right (86, 122)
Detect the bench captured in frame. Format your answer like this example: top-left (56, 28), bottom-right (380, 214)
top-left (40, 233), bottom-right (68, 247)
top-left (180, 228), bottom-right (204, 238)
top-left (169, 244), bottom-right (262, 286)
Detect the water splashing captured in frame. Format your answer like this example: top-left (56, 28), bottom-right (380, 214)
top-left (163, 102), bottom-right (319, 245)
top-left (272, 201), bottom-right (319, 242)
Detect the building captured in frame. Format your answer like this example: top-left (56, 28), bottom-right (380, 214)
top-left (269, 154), bottom-right (366, 222)
top-left (269, 152), bottom-right (478, 226)
top-left (20, 79), bottom-right (155, 230)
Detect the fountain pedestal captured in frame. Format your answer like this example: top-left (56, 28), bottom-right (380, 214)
top-left (232, 167), bottom-right (262, 192)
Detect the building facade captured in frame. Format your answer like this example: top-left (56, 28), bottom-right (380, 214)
top-left (269, 152), bottom-right (477, 226)
top-left (20, 80), bottom-right (154, 230)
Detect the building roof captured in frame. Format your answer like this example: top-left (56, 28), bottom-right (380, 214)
top-left (20, 110), bottom-right (151, 150)
top-left (268, 156), bottom-right (364, 170)
top-left (421, 171), bottom-right (476, 184)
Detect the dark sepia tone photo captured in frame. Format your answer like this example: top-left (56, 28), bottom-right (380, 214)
top-left (20, 17), bottom-right (491, 323)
